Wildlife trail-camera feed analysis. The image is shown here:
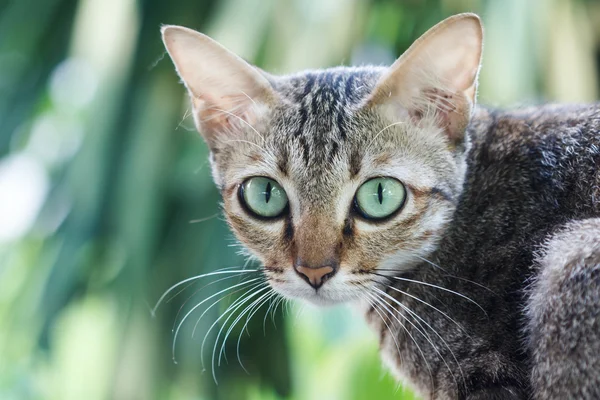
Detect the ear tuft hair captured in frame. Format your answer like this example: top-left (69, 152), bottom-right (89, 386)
top-left (161, 25), bottom-right (276, 146)
top-left (365, 13), bottom-right (484, 144)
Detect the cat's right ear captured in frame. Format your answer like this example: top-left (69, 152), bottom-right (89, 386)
top-left (161, 26), bottom-right (276, 147)
top-left (364, 14), bottom-right (483, 146)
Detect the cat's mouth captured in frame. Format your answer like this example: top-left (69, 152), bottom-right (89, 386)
top-left (266, 267), bottom-right (371, 306)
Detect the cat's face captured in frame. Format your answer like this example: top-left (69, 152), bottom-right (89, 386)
top-left (162, 14), bottom-right (483, 305)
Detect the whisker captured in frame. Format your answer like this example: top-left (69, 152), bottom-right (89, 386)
top-left (193, 159), bottom-right (209, 174)
top-left (217, 288), bottom-right (274, 366)
top-left (176, 107), bottom-right (193, 131)
top-left (222, 139), bottom-right (267, 152)
top-left (233, 290), bottom-right (276, 373)
top-left (166, 281), bottom-right (197, 305)
top-left (294, 302), bottom-right (307, 322)
top-left (374, 276), bottom-right (471, 336)
top-left (152, 268), bottom-right (261, 316)
top-left (195, 279), bottom-right (265, 344)
top-left (414, 255), bottom-right (447, 272)
top-left (234, 257), bottom-right (257, 286)
top-left (192, 281), bottom-right (268, 371)
top-left (208, 284), bottom-right (271, 383)
top-left (374, 273), bottom-right (487, 315)
top-left (373, 287), bottom-right (463, 388)
top-left (363, 294), bottom-right (404, 365)
top-left (170, 271), bottom-right (253, 332)
top-left (210, 107), bottom-right (264, 142)
top-left (369, 290), bottom-right (440, 366)
top-left (190, 276), bottom-right (263, 337)
top-left (366, 291), bottom-right (435, 390)
top-left (373, 287), bottom-right (435, 344)
top-left (171, 277), bottom-right (263, 364)
top-left (269, 295), bottom-right (286, 329)
top-left (262, 293), bottom-right (281, 335)
top-left (415, 255), bottom-right (497, 294)
top-left (239, 90), bottom-right (258, 107)
top-left (189, 213), bottom-right (220, 224)
top-left (366, 121), bottom-right (405, 151)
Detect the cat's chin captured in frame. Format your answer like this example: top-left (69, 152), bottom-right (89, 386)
top-left (298, 293), bottom-right (346, 307)
top-left (273, 285), bottom-right (358, 307)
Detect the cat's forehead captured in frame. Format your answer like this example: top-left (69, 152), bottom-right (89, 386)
top-left (272, 66), bottom-right (384, 110)
top-left (265, 67), bottom-right (385, 187)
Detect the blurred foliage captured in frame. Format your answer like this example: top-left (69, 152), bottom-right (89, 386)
top-left (0, 0), bottom-right (599, 399)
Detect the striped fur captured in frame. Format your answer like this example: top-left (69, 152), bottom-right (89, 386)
top-left (163, 14), bottom-right (600, 400)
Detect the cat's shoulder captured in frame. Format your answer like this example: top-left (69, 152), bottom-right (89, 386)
top-left (472, 103), bottom-right (600, 134)
top-left (468, 103), bottom-right (600, 156)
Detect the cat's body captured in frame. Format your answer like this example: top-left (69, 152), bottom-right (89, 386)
top-left (370, 104), bottom-right (600, 399)
top-left (161, 14), bottom-right (600, 399)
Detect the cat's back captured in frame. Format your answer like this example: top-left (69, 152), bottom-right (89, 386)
top-left (472, 104), bottom-right (600, 400)
top-left (466, 104), bottom-right (600, 222)
top-left (440, 103), bottom-right (600, 309)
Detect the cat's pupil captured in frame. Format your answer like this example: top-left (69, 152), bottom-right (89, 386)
top-left (265, 182), bottom-right (272, 203)
top-left (377, 182), bottom-right (383, 205)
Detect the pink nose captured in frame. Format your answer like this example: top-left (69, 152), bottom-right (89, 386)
top-left (294, 265), bottom-right (336, 289)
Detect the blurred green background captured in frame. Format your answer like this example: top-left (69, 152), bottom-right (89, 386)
top-left (1, 0), bottom-right (599, 399)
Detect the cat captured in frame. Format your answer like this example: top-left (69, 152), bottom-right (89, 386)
top-left (161, 13), bottom-right (600, 399)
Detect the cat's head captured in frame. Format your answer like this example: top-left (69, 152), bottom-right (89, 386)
top-left (162, 14), bottom-right (483, 305)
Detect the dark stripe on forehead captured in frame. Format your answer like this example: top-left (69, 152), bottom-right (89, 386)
top-left (294, 74), bottom-right (316, 137)
top-left (337, 108), bottom-right (348, 140)
top-left (349, 149), bottom-right (362, 178)
top-left (335, 73), bottom-right (348, 140)
top-left (277, 146), bottom-right (289, 176)
top-left (344, 73), bottom-right (356, 101)
top-left (310, 73), bottom-right (332, 118)
top-left (299, 135), bottom-right (311, 165)
top-left (329, 141), bottom-right (340, 162)
top-left (298, 73), bottom-right (316, 102)
top-left (322, 70), bottom-right (336, 87)
top-left (296, 106), bottom-right (308, 137)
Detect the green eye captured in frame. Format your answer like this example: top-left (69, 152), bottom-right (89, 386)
top-left (355, 177), bottom-right (406, 220)
top-left (240, 177), bottom-right (288, 218)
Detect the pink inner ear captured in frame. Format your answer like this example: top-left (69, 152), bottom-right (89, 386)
top-left (195, 92), bottom-right (257, 134)
top-left (408, 88), bottom-right (469, 144)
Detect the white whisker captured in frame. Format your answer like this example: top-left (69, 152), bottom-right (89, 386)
top-left (374, 287), bottom-right (463, 387)
top-left (152, 268), bottom-right (260, 316)
top-left (217, 288), bottom-right (274, 366)
top-left (210, 107), bottom-right (264, 142)
top-left (239, 90), bottom-right (257, 107)
top-left (262, 294), bottom-right (279, 335)
top-left (208, 284), bottom-right (271, 383)
top-left (230, 289), bottom-right (276, 373)
top-left (176, 107), bottom-right (193, 131)
top-left (366, 121), bottom-right (405, 151)
top-left (189, 213), bottom-right (220, 224)
top-left (170, 271), bottom-right (253, 332)
top-left (190, 276), bottom-right (262, 337)
top-left (222, 139), bottom-right (267, 152)
top-left (416, 255), bottom-right (497, 294)
top-left (364, 294), bottom-right (403, 365)
top-left (367, 291), bottom-right (435, 390)
top-left (170, 277), bottom-right (262, 364)
top-left (384, 275), bottom-right (487, 315)
top-left (380, 280), bottom-right (470, 336)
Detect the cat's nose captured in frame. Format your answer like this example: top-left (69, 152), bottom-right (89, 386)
top-left (294, 265), bottom-right (337, 289)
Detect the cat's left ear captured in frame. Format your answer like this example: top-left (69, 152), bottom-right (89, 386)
top-left (161, 25), bottom-right (276, 147)
top-left (365, 13), bottom-right (483, 145)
